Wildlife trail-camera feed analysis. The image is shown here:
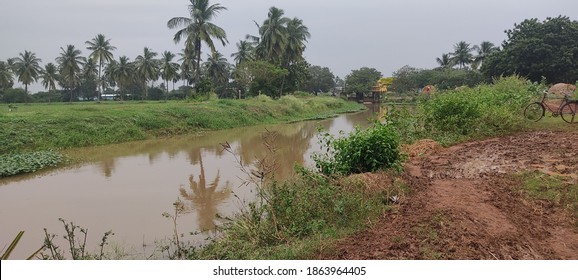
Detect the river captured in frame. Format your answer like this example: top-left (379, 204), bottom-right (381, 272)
top-left (0, 105), bottom-right (386, 259)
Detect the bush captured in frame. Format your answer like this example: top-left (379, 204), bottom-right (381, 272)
top-left (313, 122), bottom-right (400, 176)
top-left (410, 75), bottom-right (533, 144)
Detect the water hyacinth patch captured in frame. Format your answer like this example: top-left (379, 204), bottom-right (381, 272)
top-left (0, 151), bottom-right (65, 177)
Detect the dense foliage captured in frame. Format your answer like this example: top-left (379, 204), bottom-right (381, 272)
top-left (313, 122), bottom-right (400, 176)
top-left (344, 67), bottom-right (382, 99)
top-left (303, 65), bottom-right (336, 94)
top-left (482, 16), bottom-right (578, 83)
top-left (391, 66), bottom-right (486, 93)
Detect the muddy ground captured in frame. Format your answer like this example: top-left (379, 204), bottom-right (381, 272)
top-left (325, 130), bottom-right (578, 260)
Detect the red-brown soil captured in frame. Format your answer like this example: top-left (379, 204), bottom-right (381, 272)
top-left (325, 131), bottom-right (578, 260)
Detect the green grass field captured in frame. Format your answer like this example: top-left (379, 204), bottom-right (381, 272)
top-left (0, 96), bottom-right (364, 155)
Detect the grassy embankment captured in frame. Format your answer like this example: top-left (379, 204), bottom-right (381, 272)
top-left (0, 95), bottom-right (364, 177)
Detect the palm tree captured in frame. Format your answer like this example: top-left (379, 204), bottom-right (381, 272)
top-left (109, 56), bottom-right (134, 101)
top-left (284, 17), bottom-right (310, 66)
top-left (231, 40), bottom-right (254, 65)
top-left (0, 60), bottom-right (14, 91)
top-left (472, 41), bottom-right (499, 70)
top-left (134, 47), bottom-right (159, 99)
top-left (203, 51), bottom-right (229, 94)
top-left (41, 63), bottom-right (59, 102)
top-left (12, 50), bottom-right (42, 95)
top-left (56, 45), bottom-right (85, 101)
top-left (81, 58), bottom-right (99, 100)
top-left (450, 41), bottom-right (474, 69)
top-left (86, 34), bottom-right (116, 102)
top-left (258, 7), bottom-right (289, 64)
top-left (179, 44), bottom-right (197, 86)
top-left (160, 51), bottom-right (180, 99)
top-left (167, 0), bottom-right (228, 85)
top-left (436, 53), bottom-right (454, 68)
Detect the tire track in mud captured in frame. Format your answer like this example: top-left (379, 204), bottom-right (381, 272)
top-left (324, 131), bottom-right (578, 260)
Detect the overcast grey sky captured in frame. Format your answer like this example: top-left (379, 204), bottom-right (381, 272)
top-left (1, 0), bottom-right (577, 93)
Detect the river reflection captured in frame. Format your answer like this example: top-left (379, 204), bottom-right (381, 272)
top-left (0, 106), bottom-right (381, 259)
top-left (179, 153), bottom-right (231, 233)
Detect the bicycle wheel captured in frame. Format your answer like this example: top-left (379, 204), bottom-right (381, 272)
top-left (524, 102), bottom-right (545, 122)
top-left (560, 102), bottom-right (578, 124)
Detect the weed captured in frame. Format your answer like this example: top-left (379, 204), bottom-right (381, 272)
top-left (40, 218), bottom-right (113, 260)
top-left (516, 171), bottom-right (578, 222)
top-left (313, 122), bottom-right (401, 176)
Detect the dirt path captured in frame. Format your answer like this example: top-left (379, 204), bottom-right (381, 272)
top-left (326, 130), bottom-right (578, 260)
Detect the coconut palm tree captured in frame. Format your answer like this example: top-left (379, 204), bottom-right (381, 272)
top-left (284, 17), bottom-right (310, 66)
top-left (134, 47), bottom-right (159, 99)
top-left (160, 51), bottom-right (180, 99)
top-left (109, 56), bottom-right (134, 101)
top-left (167, 0), bottom-right (228, 85)
top-left (56, 45), bottom-right (85, 101)
top-left (231, 40), bottom-right (254, 65)
top-left (81, 58), bottom-right (99, 100)
top-left (203, 51), bottom-right (229, 94)
top-left (258, 7), bottom-right (289, 64)
top-left (472, 41), bottom-right (499, 70)
top-left (0, 60), bottom-right (14, 91)
top-left (41, 63), bottom-right (59, 102)
top-left (450, 41), bottom-right (474, 69)
top-left (12, 50), bottom-right (42, 95)
top-left (436, 53), bottom-right (454, 68)
top-left (86, 34), bottom-right (116, 102)
top-left (179, 43), bottom-right (197, 86)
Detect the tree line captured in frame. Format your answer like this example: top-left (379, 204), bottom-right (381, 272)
top-left (347, 15), bottom-right (578, 95)
top-left (0, 0), bottom-right (342, 103)
top-left (1, 2), bottom-right (577, 103)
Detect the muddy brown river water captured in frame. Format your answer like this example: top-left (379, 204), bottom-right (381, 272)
top-left (0, 106), bottom-right (384, 259)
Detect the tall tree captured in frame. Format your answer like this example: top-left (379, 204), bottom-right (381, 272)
top-left (80, 58), bottom-right (99, 100)
top-left (483, 16), bottom-right (578, 83)
top-left (179, 43), bottom-right (197, 86)
top-left (203, 51), bottom-right (229, 95)
top-left (12, 50), bottom-right (42, 95)
top-left (0, 60), bottom-right (14, 91)
top-left (231, 40), bottom-right (254, 65)
top-left (471, 41), bottom-right (499, 70)
top-left (450, 41), bottom-right (474, 69)
top-left (257, 7), bottom-right (289, 64)
top-left (109, 56), bottom-right (135, 101)
top-left (86, 34), bottom-right (116, 102)
top-left (160, 51), bottom-right (180, 98)
top-left (56, 45), bottom-right (85, 101)
top-left (41, 63), bottom-right (59, 102)
top-left (304, 65), bottom-right (335, 94)
top-left (284, 17), bottom-right (310, 66)
top-left (345, 67), bottom-right (382, 99)
top-left (167, 0), bottom-right (228, 85)
top-left (436, 53), bottom-right (454, 68)
top-left (134, 47), bottom-right (159, 99)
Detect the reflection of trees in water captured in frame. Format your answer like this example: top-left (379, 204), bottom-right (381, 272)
top-left (179, 153), bottom-right (231, 232)
top-left (235, 122), bottom-right (321, 180)
top-left (99, 158), bottom-right (116, 178)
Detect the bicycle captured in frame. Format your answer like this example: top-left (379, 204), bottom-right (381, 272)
top-left (524, 90), bottom-right (578, 124)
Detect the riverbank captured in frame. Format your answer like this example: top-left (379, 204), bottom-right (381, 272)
top-left (0, 96), bottom-right (364, 177)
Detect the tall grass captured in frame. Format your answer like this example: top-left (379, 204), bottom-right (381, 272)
top-left (389, 75), bottom-right (544, 146)
top-left (193, 167), bottom-right (390, 259)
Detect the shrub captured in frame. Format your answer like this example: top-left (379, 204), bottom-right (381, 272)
top-left (313, 122), bottom-right (400, 176)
